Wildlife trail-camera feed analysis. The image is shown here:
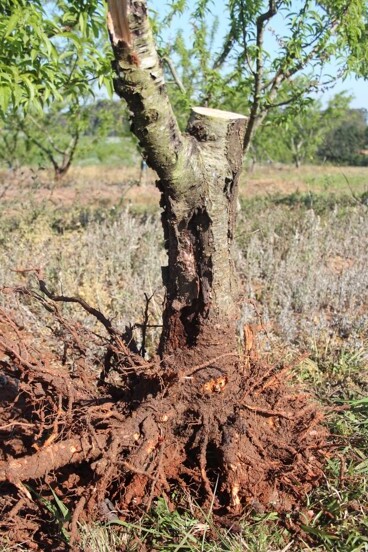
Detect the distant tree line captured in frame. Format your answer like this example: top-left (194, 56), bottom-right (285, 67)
top-left (250, 92), bottom-right (368, 169)
top-left (0, 91), bottom-right (366, 179)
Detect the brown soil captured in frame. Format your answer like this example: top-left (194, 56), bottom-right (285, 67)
top-left (0, 280), bottom-right (329, 550)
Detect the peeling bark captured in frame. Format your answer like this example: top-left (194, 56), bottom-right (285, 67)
top-left (107, 0), bottom-right (132, 45)
top-left (107, 2), bottom-right (247, 356)
top-left (159, 108), bottom-right (247, 354)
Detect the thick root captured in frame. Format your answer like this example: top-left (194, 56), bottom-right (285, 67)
top-left (0, 300), bottom-right (329, 549)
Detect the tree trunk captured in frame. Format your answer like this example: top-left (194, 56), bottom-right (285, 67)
top-left (159, 107), bottom-right (247, 356)
top-left (107, 1), bottom-right (247, 361)
top-left (0, 5), bottom-right (328, 535)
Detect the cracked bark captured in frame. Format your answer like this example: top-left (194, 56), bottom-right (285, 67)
top-left (107, 1), bottom-right (247, 357)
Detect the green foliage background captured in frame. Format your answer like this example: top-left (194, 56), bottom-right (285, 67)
top-left (0, 1), bottom-right (367, 171)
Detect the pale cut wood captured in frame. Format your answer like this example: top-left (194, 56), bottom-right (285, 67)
top-left (192, 107), bottom-right (247, 120)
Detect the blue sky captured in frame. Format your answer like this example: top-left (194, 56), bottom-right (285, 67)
top-left (327, 74), bottom-right (366, 109)
top-left (150, 0), bottom-right (367, 109)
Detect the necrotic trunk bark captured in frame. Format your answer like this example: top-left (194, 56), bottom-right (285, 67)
top-left (107, 3), bottom-right (247, 358)
top-left (159, 108), bottom-right (247, 355)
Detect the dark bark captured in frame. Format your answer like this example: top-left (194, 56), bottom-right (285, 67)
top-left (107, 1), bottom-right (247, 357)
top-left (158, 108), bottom-right (247, 354)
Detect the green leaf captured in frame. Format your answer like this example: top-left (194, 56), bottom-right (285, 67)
top-left (301, 524), bottom-right (339, 541)
top-left (50, 487), bottom-right (70, 520)
top-left (5, 12), bottom-right (20, 36)
top-left (79, 11), bottom-right (87, 36)
top-left (349, 397), bottom-right (368, 406)
top-left (0, 86), bottom-right (11, 112)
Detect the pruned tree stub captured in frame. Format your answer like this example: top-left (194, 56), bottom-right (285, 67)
top-left (0, 1), bottom-right (335, 547)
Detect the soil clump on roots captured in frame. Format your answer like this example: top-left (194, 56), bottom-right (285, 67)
top-left (0, 281), bottom-right (328, 550)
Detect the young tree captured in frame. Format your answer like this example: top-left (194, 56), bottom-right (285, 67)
top-left (154, 0), bottom-right (368, 151)
top-left (0, 0), bottom-right (113, 180)
top-left (1, 0), bottom-right (368, 537)
top-left (280, 100), bottom-right (323, 168)
top-left (16, 101), bottom-right (84, 180)
top-left (0, 99), bottom-right (133, 178)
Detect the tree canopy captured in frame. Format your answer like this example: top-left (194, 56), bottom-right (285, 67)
top-left (1, 0), bottom-right (367, 158)
top-left (156, 0), bottom-right (368, 151)
top-left (0, 0), bottom-right (112, 113)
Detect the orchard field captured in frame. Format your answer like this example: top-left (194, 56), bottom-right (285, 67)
top-left (1, 0), bottom-right (368, 549)
top-left (1, 164), bottom-right (367, 551)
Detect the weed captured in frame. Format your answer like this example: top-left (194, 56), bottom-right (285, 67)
top-left (26, 486), bottom-right (71, 543)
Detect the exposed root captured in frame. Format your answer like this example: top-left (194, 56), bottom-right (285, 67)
top-left (0, 286), bottom-right (331, 549)
top-left (70, 496), bottom-right (86, 547)
top-left (0, 435), bottom-right (107, 482)
top-left (241, 403), bottom-right (292, 418)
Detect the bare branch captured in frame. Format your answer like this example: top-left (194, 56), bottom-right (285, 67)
top-left (21, 130), bottom-right (59, 173)
top-left (37, 276), bottom-right (116, 337)
top-left (257, 0), bottom-right (277, 27)
top-left (107, 0), bottom-right (184, 183)
top-left (213, 34), bottom-right (235, 70)
top-left (162, 56), bottom-right (186, 94)
top-left (243, 0), bottom-right (277, 153)
top-left (265, 84), bottom-right (310, 110)
top-left (27, 115), bottom-right (67, 156)
top-left (58, 129), bottom-right (80, 177)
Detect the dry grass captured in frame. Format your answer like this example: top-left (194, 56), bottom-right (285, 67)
top-left (1, 166), bottom-right (366, 358)
top-left (0, 164), bottom-right (367, 551)
top-left (237, 196), bottom-right (368, 359)
top-left (1, 164), bottom-right (367, 218)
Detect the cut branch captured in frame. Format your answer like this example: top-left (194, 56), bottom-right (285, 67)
top-left (107, 0), bottom-right (184, 183)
